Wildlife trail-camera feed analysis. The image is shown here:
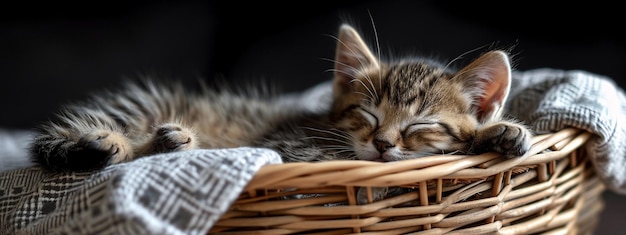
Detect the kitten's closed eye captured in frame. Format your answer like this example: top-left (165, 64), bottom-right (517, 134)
top-left (403, 122), bottom-right (439, 136)
top-left (356, 108), bottom-right (378, 127)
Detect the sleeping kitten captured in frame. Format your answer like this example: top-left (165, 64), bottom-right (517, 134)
top-left (30, 24), bottom-right (532, 191)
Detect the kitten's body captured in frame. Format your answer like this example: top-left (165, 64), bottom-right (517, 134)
top-left (30, 24), bottom-right (532, 177)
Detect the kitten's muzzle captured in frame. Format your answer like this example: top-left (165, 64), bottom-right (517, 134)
top-left (373, 138), bottom-right (394, 153)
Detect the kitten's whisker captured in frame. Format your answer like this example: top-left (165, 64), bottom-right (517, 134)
top-left (444, 150), bottom-right (464, 155)
top-left (324, 60), bottom-right (375, 91)
top-left (367, 10), bottom-right (383, 100)
top-left (319, 57), bottom-right (338, 64)
top-left (353, 91), bottom-right (374, 102)
top-left (329, 44), bottom-right (379, 101)
top-left (301, 136), bottom-right (352, 146)
top-left (322, 58), bottom-right (373, 78)
top-left (400, 151), bottom-right (442, 160)
top-left (319, 146), bottom-right (351, 151)
top-left (327, 69), bottom-right (375, 101)
top-left (444, 45), bottom-right (488, 71)
top-left (331, 34), bottom-right (379, 92)
top-left (350, 78), bottom-right (376, 102)
top-left (332, 36), bottom-right (369, 69)
top-left (319, 146), bottom-right (352, 151)
top-left (315, 144), bottom-right (351, 149)
top-left (325, 67), bottom-right (376, 98)
top-left (326, 68), bottom-right (360, 86)
top-left (339, 153), bottom-right (358, 160)
top-left (308, 144), bottom-right (350, 148)
top-left (325, 62), bottom-right (371, 83)
top-left (325, 149), bottom-right (354, 156)
top-left (362, 75), bottom-right (379, 103)
top-left (301, 127), bottom-right (352, 140)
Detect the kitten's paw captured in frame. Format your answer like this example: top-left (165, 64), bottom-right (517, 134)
top-left (77, 130), bottom-right (133, 165)
top-left (357, 187), bottom-right (388, 205)
top-left (152, 123), bottom-right (197, 153)
top-left (475, 122), bottom-right (532, 158)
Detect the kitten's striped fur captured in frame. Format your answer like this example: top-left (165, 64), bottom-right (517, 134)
top-left (30, 24), bottom-right (532, 174)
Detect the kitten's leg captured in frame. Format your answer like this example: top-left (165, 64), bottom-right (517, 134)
top-left (136, 123), bottom-right (198, 155)
top-left (472, 121), bottom-right (532, 158)
top-left (31, 128), bottom-right (133, 171)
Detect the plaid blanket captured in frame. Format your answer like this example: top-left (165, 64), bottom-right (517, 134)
top-left (1, 68), bottom-right (625, 234)
top-left (507, 68), bottom-right (626, 194)
top-left (0, 148), bottom-right (282, 235)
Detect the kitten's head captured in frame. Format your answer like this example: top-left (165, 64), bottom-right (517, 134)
top-left (330, 24), bottom-right (512, 161)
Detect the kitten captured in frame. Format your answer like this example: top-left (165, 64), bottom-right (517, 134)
top-left (30, 24), bottom-right (532, 192)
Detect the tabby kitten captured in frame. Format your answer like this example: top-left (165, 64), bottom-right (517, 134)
top-left (30, 24), bottom-right (532, 181)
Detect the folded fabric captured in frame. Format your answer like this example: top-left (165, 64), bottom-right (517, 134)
top-left (0, 148), bottom-right (282, 235)
top-left (508, 68), bottom-right (626, 194)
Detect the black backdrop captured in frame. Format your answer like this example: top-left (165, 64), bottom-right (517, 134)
top-left (1, 1), bottom-right (624, 128)
top-left (1, 1), bottom-right (624, 231)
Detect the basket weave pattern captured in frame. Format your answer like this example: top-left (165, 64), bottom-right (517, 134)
top-left (210, 128), bottom-right (604, 234)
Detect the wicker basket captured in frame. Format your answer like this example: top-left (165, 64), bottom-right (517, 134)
top-left (209, 127), bottom-right (604, 235)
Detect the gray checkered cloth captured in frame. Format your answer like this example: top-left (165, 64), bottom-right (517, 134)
top-left (507, 68), bottom-right (626, 194)
top-left (0, 148), bottom-right (282, 235)
top-left (1, 68), bottom-right (625, 234)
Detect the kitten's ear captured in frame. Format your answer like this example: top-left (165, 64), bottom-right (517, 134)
top-left (454, 50), bottom-right (512, 122)
top-left (333, 24), bottom-right (379, 94)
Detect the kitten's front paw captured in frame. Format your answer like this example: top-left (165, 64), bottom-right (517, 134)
top-left (77, 130), bottom-right (133, 164)
top-left (357, 187), bottom-right (388, 205)
top-left (152, 123), bottom-right (197, 153)
top-left (474, 122), bottom-right (532, 158)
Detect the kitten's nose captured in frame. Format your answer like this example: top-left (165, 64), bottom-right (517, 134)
top-left (373, 138), bottom-right (394, 153)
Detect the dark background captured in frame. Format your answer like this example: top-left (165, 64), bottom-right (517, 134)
top-left (1, 1), bottom-right (624, 233)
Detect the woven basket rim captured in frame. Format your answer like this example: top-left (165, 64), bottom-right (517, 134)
top-left (245, 127), bottom-right (591, 190)
top-left (213, 127), bottom-right (603, 235)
